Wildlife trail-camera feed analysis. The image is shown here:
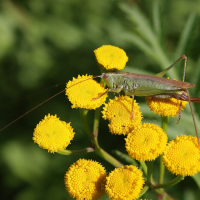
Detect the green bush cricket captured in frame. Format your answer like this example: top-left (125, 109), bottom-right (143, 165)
top-left (1, 55), bottom-right (200, 146)
top-left (93, 55), bottom-right (200, 144)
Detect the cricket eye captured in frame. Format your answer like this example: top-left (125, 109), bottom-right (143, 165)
top-left (104, 74), bottom-right (109, 80)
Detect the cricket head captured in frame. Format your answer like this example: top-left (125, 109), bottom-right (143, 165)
top-left (101, 73), bottom-right (114, 88)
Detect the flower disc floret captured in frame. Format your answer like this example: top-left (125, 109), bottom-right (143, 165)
top-left (66, 74), bottom-right (108, 109)
top-left (105, 165), bottom-right (144, 200)
top-left (163, 135), bottom-right (200, 177)
top-left (102, 95), bottom-right (142, 135)
top-left (64, 159), bottom-right (107, 200)
top-left (125, 123), bottom-right (168, 161)
top-left (33, 114), bottom-right (75, 153)
top-left (94, 45), bottom-right (128, 71)
top-left (146, 96), bottom-right (187, 117)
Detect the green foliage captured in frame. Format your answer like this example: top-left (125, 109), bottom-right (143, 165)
top-left (1, 0), bottom-right (200, 200)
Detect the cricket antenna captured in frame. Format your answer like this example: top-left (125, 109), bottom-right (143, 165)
top-left (0, 89), bottom-right (65, 132)
top-left (66, 75), bottom-right (103, 90)
top-left (0, 74), bottom-right (103, 132)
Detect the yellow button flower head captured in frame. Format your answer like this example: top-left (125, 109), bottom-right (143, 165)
top-left (106, 165), bottom-right (144, 200)
top-left (33, 114), bottom-right (75, 153)
top-left (146, 96), bottom-right (187, 117)
top-left (163, 135), bottom-right (200, 177)
top-left (64, 159), bottom-right (107, 200)
top-left (102, 95), bottom-right (142, 135)
top-left (125, 123), bottom-right (168, 161)
top-left (66, 74), bottom-right (108, 109)
top-left (94, 45), bottom-right (128, 71)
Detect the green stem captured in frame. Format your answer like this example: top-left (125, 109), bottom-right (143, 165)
top-left (114, 150), bottom-right (138, 166)
top-left (79, 108), bottom-right (123, 168)
top-left (93, 107), bottom-right (101, 144)
top-left (80, 109), bottom-right (94, 144)
top-left (139, 185), bottom-right (149, 198)
top-left (57, 147), bottom-right (94, 155)
top-left (140, 160), bottom-right (147, 175)
top-left (159, 116), bottom-right (169, 184)
top-left (147, 161), bottom-right (153, 184)
top-left (95, 147), bottom-right (124, 168)
top-left (155, 175), bottom-right (184, 189)
top-left (161, 116), bottom-right (169, 133)
top-left (159, 154), bottom-right (164, 184)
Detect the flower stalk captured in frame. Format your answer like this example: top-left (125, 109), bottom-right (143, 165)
top-left (57, 148), bottom-right (94, 155)
top-left (147, 160), bottom-right (153, 184)
top-left (159, 116), bottom-right (169, 184)
top-left (80, 108), bottom-right (123, 168)
top-left (155, 175), bottom-right (184, 189)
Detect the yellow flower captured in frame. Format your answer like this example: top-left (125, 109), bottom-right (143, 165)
top-left (94, 45), bottom-right (128, 71)
top-left (125, 123), bottom-right (168, 161)
top-left (33, 114), bottom-right (75, 153)
top-left (66, 74), bottom-right (108, 109)
top-left (146, 96), bottom-right (187, 117)
top-left (163, 135), bottom-right (200, 177)
top-left (64, 159), bottom-right (106, 200)
top-left (102, 95), bottom-right (142, 135)
top-left (106, 165), bottom-right (144, 200)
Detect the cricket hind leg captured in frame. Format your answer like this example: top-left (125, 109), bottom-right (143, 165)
top-left (153, 55), bottom-right (187, 123)
top-left (174, 89), bottom-right (200, 145)
top-left (173, 93), bottom-right (200, 103)
top-left (176, 55), bottom-right (187, 124)
top-left (186, 89), bottom-right (200, 146)
top-left (155, 55), bottom-right (188, 124)
top-left (155, 55), bottom-right (187, 78)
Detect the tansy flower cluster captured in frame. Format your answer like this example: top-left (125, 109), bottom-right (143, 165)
top-left (33, 114), bottom-right (75, 153)
top-left (94, 45), bottom-right (128, 71)
top-left (106, 165), bottom-right (144, 200)
top-left (64, 159), bottom-right (107, 200)
top-left (66, 74), bottom-right (108, 110)
top-left (163, 135), bottom-right (200, 177)
top-left (125, 123), bottom-right (168, 161)
top-left (102, 95), bottom-right (142, 135)
top-left (65, 159), bottom-right (145, 200)
top-left (146, 96), bottom-right (187, 117)
top-left (32, 45), bottom-right (200, 200)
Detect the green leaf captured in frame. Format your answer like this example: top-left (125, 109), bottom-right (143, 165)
top-left (191, 172), bottom-right (200, 189)
top-left (152, 0), bottom-right (161, 40)
top-left (175, 14), bottom-right (196, 59)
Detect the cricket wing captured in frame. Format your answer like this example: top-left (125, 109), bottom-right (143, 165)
top-left (122, 73), bottom-right (195, 89)
top-left (133, 87), bottom-right (183, 96)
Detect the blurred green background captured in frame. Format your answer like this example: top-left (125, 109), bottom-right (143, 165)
top-left (1, 0), bottom-right (200, 199)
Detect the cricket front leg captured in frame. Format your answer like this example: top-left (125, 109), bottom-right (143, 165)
top-left (92, 90), bottom-right (109, 100)
top-left (124, 90), bottom-right (135, 120)
top-left (92, 87), bottom-right (123, 101)
top-left (176, 101), bottom-right (182, 125)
